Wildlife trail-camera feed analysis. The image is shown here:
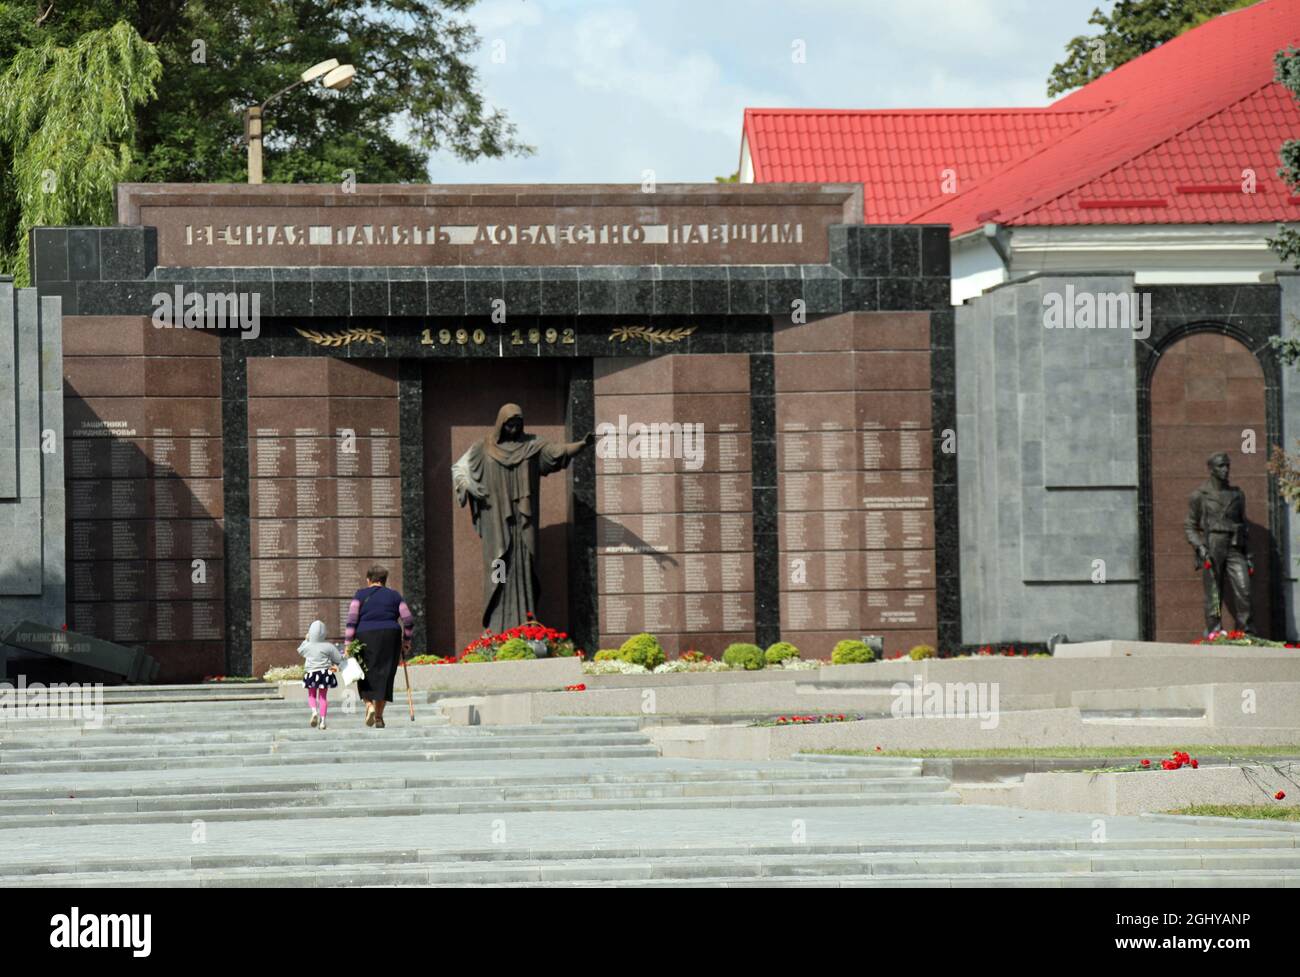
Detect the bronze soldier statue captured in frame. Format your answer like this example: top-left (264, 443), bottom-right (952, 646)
top-left (452, 404), bottom-right (594, 633)
top-left (1184, 452), bottom-right (1254, 635)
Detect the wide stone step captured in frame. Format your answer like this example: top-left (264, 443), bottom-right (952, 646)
top-left (0, 729), bottom-right (653, 761)
top-left (0, 724), bottom-right (642, 751)
top-left (0, 763), bottom-right (920, 801)
top-left (515, 870), bottom-right (1300, 888)
top-left (792, 753), bottom-right (920, 768)
top-left (0, 789), bottom-right (961, 828)
top-left (103, 682), bottom-right (280, 693)
top-left (0, 744), bottom-right (662, 774)
top-left (0, 775), bottom-right (953, 816)
top-left (1080, 709), bottom-right (1206, 722)
top-left (4, 846), bottom-right (1295, 887)
top-left (2, 835), bottom-right (1293, 879)
top-left (0, 702), bottom-right (449, 724)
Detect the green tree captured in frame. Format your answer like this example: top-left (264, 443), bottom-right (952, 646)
top-left (0, 0), bottom-right (529, 281)
top-left (0, 21), bottom-right (161, 283)
top-left (1047, 0), bottom-right (1259, 97)
top-left (1269, 47), bottom-right (1300, 274)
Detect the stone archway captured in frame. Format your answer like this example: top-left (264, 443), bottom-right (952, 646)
top-left (1150, 331), bottom-right (1271, 642)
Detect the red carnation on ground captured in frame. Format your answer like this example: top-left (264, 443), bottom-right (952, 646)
top-left (1141, 759), bottom-right (1151, 767)
top-left (1191, 759), bottom-right (1198, 769)
top-left (1277, 791), bottom-right (1287, 801)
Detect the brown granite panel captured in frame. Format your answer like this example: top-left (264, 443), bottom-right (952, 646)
top-left (775, 392), bottom-right (856, 432)
top-left (593, 357), bottom-right (673, 395)
top-left (63, 357), bottom-right (146, 396)
top-left (774, 313), bottom-right (937, 650)
top-left (143, 358), bottom-right (221, 397)
top-left (774, 352), bottom-right (855, 392)
top-left (861, 589), bottom-right (937, 630)
top-left (857, 390), bottom-right (932, 430)
top-left (423, 358), bottom-right (570, 656)
top-left (143, 322), bottom-right (223, 356)
top-left (778, 511), bottom-right (863, 552)
top-left (671, 354), bottom-right (751, 394)
top-left (594, 354), bottom-right (754, 654)
top-left (62, 316), bottom-right (148, 356)
top-left (596, 393), bottom-right (750, 433)
top-left (854, 351), bottom-right (931, 391)
top-left (1150, 331), bottom-right (1270, 641)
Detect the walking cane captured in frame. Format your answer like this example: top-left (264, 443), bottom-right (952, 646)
top-left (401, 653), bottom-right (415, 722)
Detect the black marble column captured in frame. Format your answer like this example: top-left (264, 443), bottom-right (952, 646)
top-left (219, 339), bottom-right (252, 675)
top-left (568, 357), bottom-right (598, 657)
top-left (749, 348), bottom-right (780, 648)
top-left (398, 359), bottom-right (428, 653)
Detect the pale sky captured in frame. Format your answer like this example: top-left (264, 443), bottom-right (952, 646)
top-left (424, 0), bottom-right (1104, 183)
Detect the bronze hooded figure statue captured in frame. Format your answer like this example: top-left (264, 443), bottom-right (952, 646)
top-left (452, 404), bottom-right (594, 632)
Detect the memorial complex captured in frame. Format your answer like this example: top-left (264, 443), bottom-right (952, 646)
top-left (1, 181), bottom-right (954, 680)
top-left (5, 0), bottom-right (1300, 900)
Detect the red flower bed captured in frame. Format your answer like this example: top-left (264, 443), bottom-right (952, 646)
top-left (454, 617), bottom-right (577, 661)
top-left (773, 714), bottom-right (850, 725)
top-left (1142, 750), bottom-right (1198, 771)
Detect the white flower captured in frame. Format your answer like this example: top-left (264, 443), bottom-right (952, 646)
top-left (581, 660), bottom-right (649, 675)
top-left (263, 665), bottom-right (305, 682)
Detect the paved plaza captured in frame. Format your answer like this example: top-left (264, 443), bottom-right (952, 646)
top-left (3, 689), bottom-right (1299, 887)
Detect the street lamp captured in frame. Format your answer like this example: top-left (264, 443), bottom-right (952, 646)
top-left (245, 58), bottom-right (357, 184)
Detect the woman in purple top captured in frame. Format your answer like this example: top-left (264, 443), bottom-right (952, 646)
top-left (345, 564), bottom-right (415, 728)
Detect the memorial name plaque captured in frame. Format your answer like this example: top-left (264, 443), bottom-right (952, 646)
top-left (118, 183), bottom-right (863, 268)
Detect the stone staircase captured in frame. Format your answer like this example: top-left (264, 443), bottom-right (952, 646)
top-left (2, 689), bottom-right (1298, 886)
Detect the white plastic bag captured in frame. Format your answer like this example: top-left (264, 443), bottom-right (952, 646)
top-left (340, 657), bottom-right (365, 687)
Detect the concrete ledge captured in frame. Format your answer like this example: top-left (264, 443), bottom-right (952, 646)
top-left (406, 658), bottom-right (583, 692)
top-left (646, 708), bottom-right (1300, 760)
top-left (959, 763), bottom-right (1300, 816)
top-left (469, 681), bottom-right (1054, 725)
top-left (817, 657), bottom-right (1300, 702)
top-left (1056, 640), bottom-right (1297, 659)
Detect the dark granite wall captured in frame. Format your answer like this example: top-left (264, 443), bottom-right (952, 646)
top-left (32, 220), bottom-right (960, 672)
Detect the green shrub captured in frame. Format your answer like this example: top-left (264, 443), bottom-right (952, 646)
top-left (908, 644), bottom-right (936, 661)
top-left (594, 649), bottom-right (620, 661)
top-left (618, 633), bottom-right (665, 670)
top-left (764, 641), bottom-right (800, 665)
top-left (460, 653), bottom-right (487, 663)
top-left (496, 638), bottom-right (536, 661)
top-left (550, 639), bottom-right (578, 657)
top-left (723, 643), bottom-right (765, 670)
top-left (831, 639), bottom-right (875, 665)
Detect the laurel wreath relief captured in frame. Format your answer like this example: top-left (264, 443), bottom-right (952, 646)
top-left (295, 327), bottom-right (386, 347)
top-left (608, 325), bottom-right (697, 344)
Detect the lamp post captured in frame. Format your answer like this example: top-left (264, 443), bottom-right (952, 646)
top-left (245, 58), bottom-right (357, 184)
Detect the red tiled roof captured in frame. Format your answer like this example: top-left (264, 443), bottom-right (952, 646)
top-left (743, 0), bottom-right (1300, 235)
top-left (743, 108), bottom-right (1110, 224)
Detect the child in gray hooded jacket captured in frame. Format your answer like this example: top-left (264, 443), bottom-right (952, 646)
top-left (298, 620), bottom-right (344, 729)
